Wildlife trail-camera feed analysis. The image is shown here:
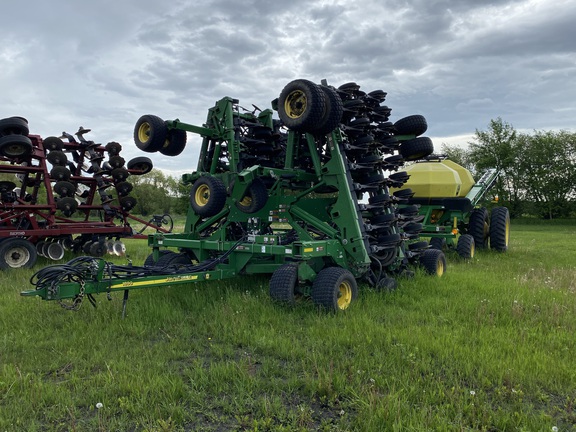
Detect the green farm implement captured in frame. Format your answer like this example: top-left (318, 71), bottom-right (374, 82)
top-left (393, 156), bottom-right (510, 259)
top-left (22, 79), bottom-right (447, 312)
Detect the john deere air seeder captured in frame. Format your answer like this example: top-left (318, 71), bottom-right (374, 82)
top-left (22, 79), bottom-right (447, 312)
top-left (391, 155), bottom-right (510, 260)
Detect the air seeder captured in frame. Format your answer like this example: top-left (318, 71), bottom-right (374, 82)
top-left (23, 79), bottom-right (447, 312)
top-left (392, 156), bottom-right (510, 260)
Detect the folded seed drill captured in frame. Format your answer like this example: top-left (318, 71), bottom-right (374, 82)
top-left (23, 79), bottom-right (446, 312)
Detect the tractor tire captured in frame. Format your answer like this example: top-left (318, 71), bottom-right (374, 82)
top-left (312, 267), bottom-right (358, 312)
top-left (314, 85), bottom-right (343, 136)
top-left (0, 116), bottom-right (29, 136)
top-left (0, 238), bottom-right (37, 269)
top-left (144, 249), bottom-right (173, 266)
top-left (456, 234), bottom-right (475, 259)
top-left (42, 136), bottom-right (64, 151)
top-left (419, 249), bottom-right (447, 276)
top-left (468, 207), bottom-right (489, 249)
top-left (49, 166), bottom-right (71, 181)
top-left (190, 176), bottom-right (227, 217)
top-left (159, 127), bottom-right (187, 156)
top-left (126, 156), bottom-right (153, 175)
top-left (394, 115), bottom-right (428, 136)
top-left (236, 178), bottom-right (268, 214)
top-left (277, 79), bottom-right (326, 133)
top-left (429, 237), bottom-right (446, 251)
top-left (105, 141), bottom-right (122, 155)
top-left (47, 150), bottom-right (68, 166)
top-left (269, 263), bottom-right (299, 305)
top-left (399, 137), bottom-right (434, 161)
top-left (134, 114), bottom-right (167, 152)
top-left (490, 207), bottom-right (510, 252)
top-left (0, 135), bottom-right (33, 158)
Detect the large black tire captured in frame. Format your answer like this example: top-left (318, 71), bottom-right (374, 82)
top-left (144, 249), bottom-right (173, 266)
top-left (399, 137), bottom-right (434, 161)
top-left (490, 207), bottom-right (510, 252)
top-left (312, 267), bottom-right (358, 312)
top-left (394, 115), bottom-right (428, 136)
top-left (134, 115), bottom-right (167, 152)
top-left (468, 207), bottom-right (489, 249)
top-left (456, 234), bottom-right (475, 259)
top-left (0, 135), bottom-right (33, 158)
top-left (269, 263), bottom-right (299, 305)
top-left (190, 176), bottom-right (227, 217)
top-left (314, 85), bottom-right (343, 136)
top-left (277, 79), bottom-right (326, 133)
top-left (419, 249), bottom-right (447, 276)
top-left (126, 156), bottom-right (153, 175)
top-left (429, 237), bottom-right (446, 251)
top-left (159, 128), bottom-right (187, 156)
top-left (0, 116), bottom-right (29, 136)
top-left (0, 238), bottom-right (37, 269)
top-left (155, 251), bottom-right (192, 268)
top-left (236, 178), bottom-right (268, 214)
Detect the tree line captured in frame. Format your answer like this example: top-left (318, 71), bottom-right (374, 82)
top-left (441, 118), bottom-right (576, 219)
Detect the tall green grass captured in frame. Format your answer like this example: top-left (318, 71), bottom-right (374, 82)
top-left (1, 222), bottom-right (575, 431)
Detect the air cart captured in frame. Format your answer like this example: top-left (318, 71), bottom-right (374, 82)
top-left (392, 156), bottom-right (510, 260)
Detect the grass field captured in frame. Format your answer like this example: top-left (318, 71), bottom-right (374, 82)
top-left (1, 222), bottom-right (575, 431)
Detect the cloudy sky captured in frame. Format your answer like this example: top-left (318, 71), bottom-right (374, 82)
top-left (1, 0), bottom-right (574, 177)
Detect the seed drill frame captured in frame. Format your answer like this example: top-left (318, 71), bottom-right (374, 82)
top-left (23, 79), bottom-right (447, 312)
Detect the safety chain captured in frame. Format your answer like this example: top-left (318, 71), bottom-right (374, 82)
top-left (58, 279), bottom-right (86, 311)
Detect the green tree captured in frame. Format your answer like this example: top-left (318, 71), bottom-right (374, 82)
top-left (468, 118), bottom-right (524, 216)
top-left (129, 169), bottom-right (185, 216)
top-left (439, 143), bottom-right (475, 176)
top-left (515, 131), bottom-right (576, 219)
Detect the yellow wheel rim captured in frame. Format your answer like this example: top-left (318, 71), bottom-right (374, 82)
top-left (194, 184), bottom-right (210, 207)
top-left (505, 219), bottom-right (510, 246)
top-left (436, 259), bottom-right (445, 277)
top-left (470, 242), bottom-right (475, 258)
top-left (284, 90), bottom-right (307, 119)
top-left (239, 196), bottom-right (252, 207)
top-left (337, 280), bottom-right (353, 310)
top-left (138, 122), bottom-right (151, 143)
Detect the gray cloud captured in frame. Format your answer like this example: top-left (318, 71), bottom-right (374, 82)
top-left (1, 0), bottom-right (574, 176)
